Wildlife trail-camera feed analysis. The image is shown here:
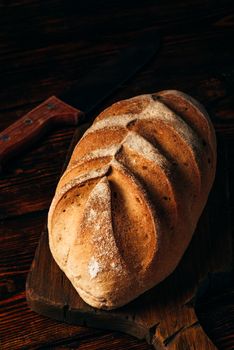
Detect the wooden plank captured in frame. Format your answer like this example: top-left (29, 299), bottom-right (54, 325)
top-left (0, 1), bottom-right (233, 349)
top-left (26, 125), bottom-right (232, 350)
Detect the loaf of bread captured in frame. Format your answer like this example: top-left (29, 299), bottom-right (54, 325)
top-left (48, 90), bottom-right (216, 310)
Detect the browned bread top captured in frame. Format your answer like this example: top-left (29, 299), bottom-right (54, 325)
top-left (48, 90), bottom-right (216, 309)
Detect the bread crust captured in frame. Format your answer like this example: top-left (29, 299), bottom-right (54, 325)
top-left (48, 90), bottom-right (216, 309)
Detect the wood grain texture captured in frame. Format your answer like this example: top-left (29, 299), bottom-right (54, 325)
top-left (0, 96), bottom-right (83, 166)
top-left (0, 0), bottom-right (234, 349)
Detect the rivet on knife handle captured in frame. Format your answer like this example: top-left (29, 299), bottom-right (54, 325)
top-left (0, 96), bottom-right (84, 168)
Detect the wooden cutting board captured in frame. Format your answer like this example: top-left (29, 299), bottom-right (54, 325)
top-left (26, 125), bottom-right (232, 350)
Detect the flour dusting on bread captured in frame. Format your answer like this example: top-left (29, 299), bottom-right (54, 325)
top-left (88, 257), bottom-right (101, 279)
top-left (48, 91), bottom-right (216, 310)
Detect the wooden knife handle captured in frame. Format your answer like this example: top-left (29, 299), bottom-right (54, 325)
top-left (0, 96), bottom-right (84, 167)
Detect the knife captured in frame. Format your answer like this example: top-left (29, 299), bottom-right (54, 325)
top-left (0, 33), bottom-right (160, 168)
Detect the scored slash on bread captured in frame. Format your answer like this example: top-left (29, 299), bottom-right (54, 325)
top-left (48, 90), bottom-right (216, 310)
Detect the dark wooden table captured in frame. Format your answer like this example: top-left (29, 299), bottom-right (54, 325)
top-left (0, 1), bottom-right (233, 349)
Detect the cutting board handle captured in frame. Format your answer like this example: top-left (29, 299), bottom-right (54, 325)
top-left (0, 96), bottom-right (84, 168)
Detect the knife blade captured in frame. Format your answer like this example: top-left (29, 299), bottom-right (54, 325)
top-left (0, 33), bottom-right (160, 168)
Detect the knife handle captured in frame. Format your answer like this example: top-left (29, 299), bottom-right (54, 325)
top-left (0, 96), bottom-right (84, 168)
